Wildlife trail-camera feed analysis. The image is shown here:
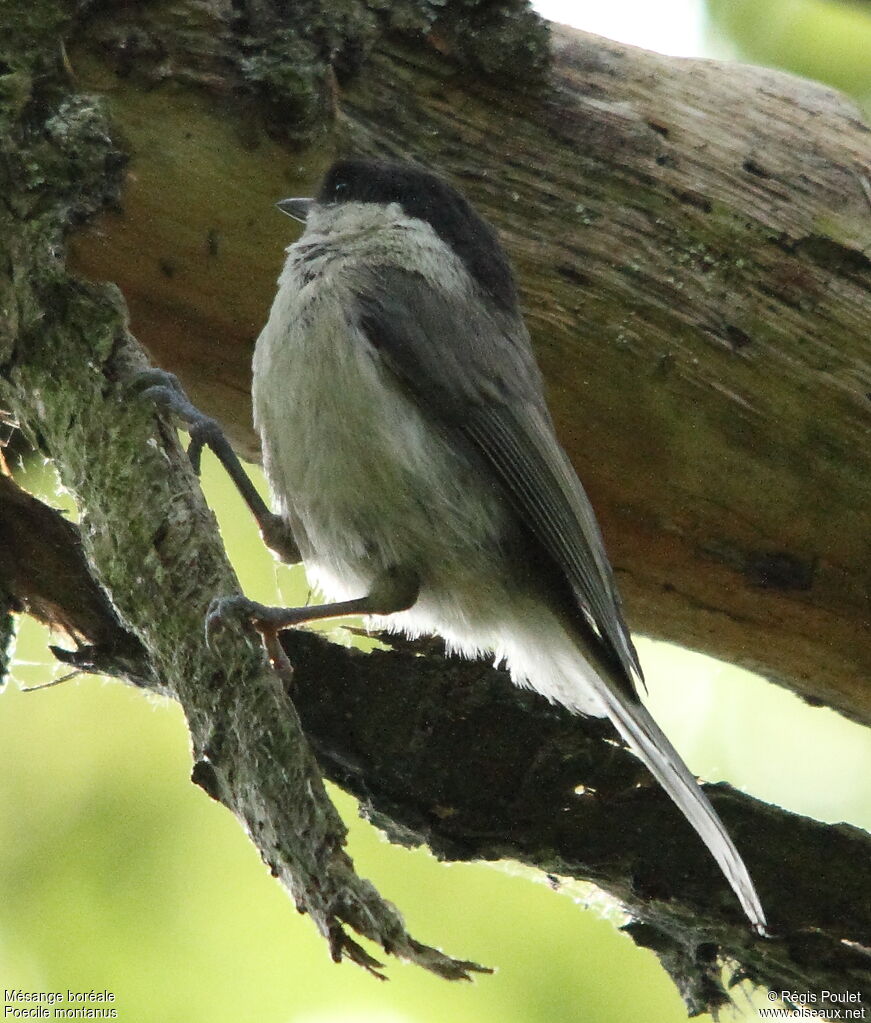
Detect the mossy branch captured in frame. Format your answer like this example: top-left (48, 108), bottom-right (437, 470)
top-left (0, 68), bottom-right (485, 983)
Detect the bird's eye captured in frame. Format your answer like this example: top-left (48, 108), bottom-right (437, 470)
top-left (334, 181), bottom-right (348, 197)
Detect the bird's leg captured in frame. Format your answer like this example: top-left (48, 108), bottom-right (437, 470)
top-left (208, 566), bottom-right (420, 680)
top-left (134, 368), bottom-right (300, 564)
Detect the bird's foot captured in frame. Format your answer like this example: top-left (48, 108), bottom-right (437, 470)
top-left (133, 368), bottom-right (226, 475)
top-left (207, 594), bottom-right (296, 682)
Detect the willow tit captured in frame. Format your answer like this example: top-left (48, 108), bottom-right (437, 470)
top-left (249, 159), bottom-right (765, 931)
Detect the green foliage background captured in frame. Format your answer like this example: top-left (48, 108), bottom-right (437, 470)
top-left (3, 452), bottom-right (870, 1023)
top-left (704, 0), bottom-right (871, 110)
top-left (3, 4), bottom-right (871, 1019)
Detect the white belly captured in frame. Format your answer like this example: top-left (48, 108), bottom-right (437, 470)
top-left (253, 272), bottom-right (512, 620)
top-left (251, 250), bottom-right (605, 717)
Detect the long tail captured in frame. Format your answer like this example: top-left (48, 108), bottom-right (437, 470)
top-left (563, 629), bottom-right (767, 932)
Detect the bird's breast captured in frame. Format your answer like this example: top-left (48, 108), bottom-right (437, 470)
top-left (251, 265), bottom-right (514, 606)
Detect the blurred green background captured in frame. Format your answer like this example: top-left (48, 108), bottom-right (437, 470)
top-left (4, 448), bottom-right (870, 1023)
top-left (3, 2), bottom-right (871, 1020)
top-left (705, 0), bottom-right (871, 110)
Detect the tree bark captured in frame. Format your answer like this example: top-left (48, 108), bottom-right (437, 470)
top-left (2, 0), bottom-right (870, 1015)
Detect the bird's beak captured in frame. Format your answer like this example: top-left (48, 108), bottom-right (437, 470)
top-left (276, 197), bottom-right (314, 223)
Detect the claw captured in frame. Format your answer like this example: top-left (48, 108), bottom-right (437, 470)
top-left (187, 434), bottom-right (205, 474)
top-left (134, 366), bottom-right (300, 563)
top-left (134, 368), bottom-right (224, 477)
top-left (135, 369), bottom-right (199, 424)
top-left (205, 594), bottom-right (257, 648)
top-left (262, 630), bottom-right (295, 683)
top-left (186, 416), bottom-right (227, 465)
top-left (205, 594), bottom-right (296, 682)
top-left (203, 607), bottom-right (222, 651)
top-left (130, 368), bottom-right (185, 396)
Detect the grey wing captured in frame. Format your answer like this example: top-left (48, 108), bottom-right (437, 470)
top-left (355, 266), bottom-right (643, 691)
top-left (357, 268), bottom-right (771, 934)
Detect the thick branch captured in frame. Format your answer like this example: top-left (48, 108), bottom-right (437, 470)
top-left (2, 486), bottom-right (870, 1012)
top-left (2, 319), bottom-right (484, 979)
top-left (0, 471), bottom-right (142, 667)
top-left (286, 630), bottom-right (871, 1016)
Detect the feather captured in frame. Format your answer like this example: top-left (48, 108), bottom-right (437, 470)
top-left (354, 261), bottom-right (766, 929)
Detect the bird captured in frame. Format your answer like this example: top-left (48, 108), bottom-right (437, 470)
top-left (234, 157), bottom-right (765, 931)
